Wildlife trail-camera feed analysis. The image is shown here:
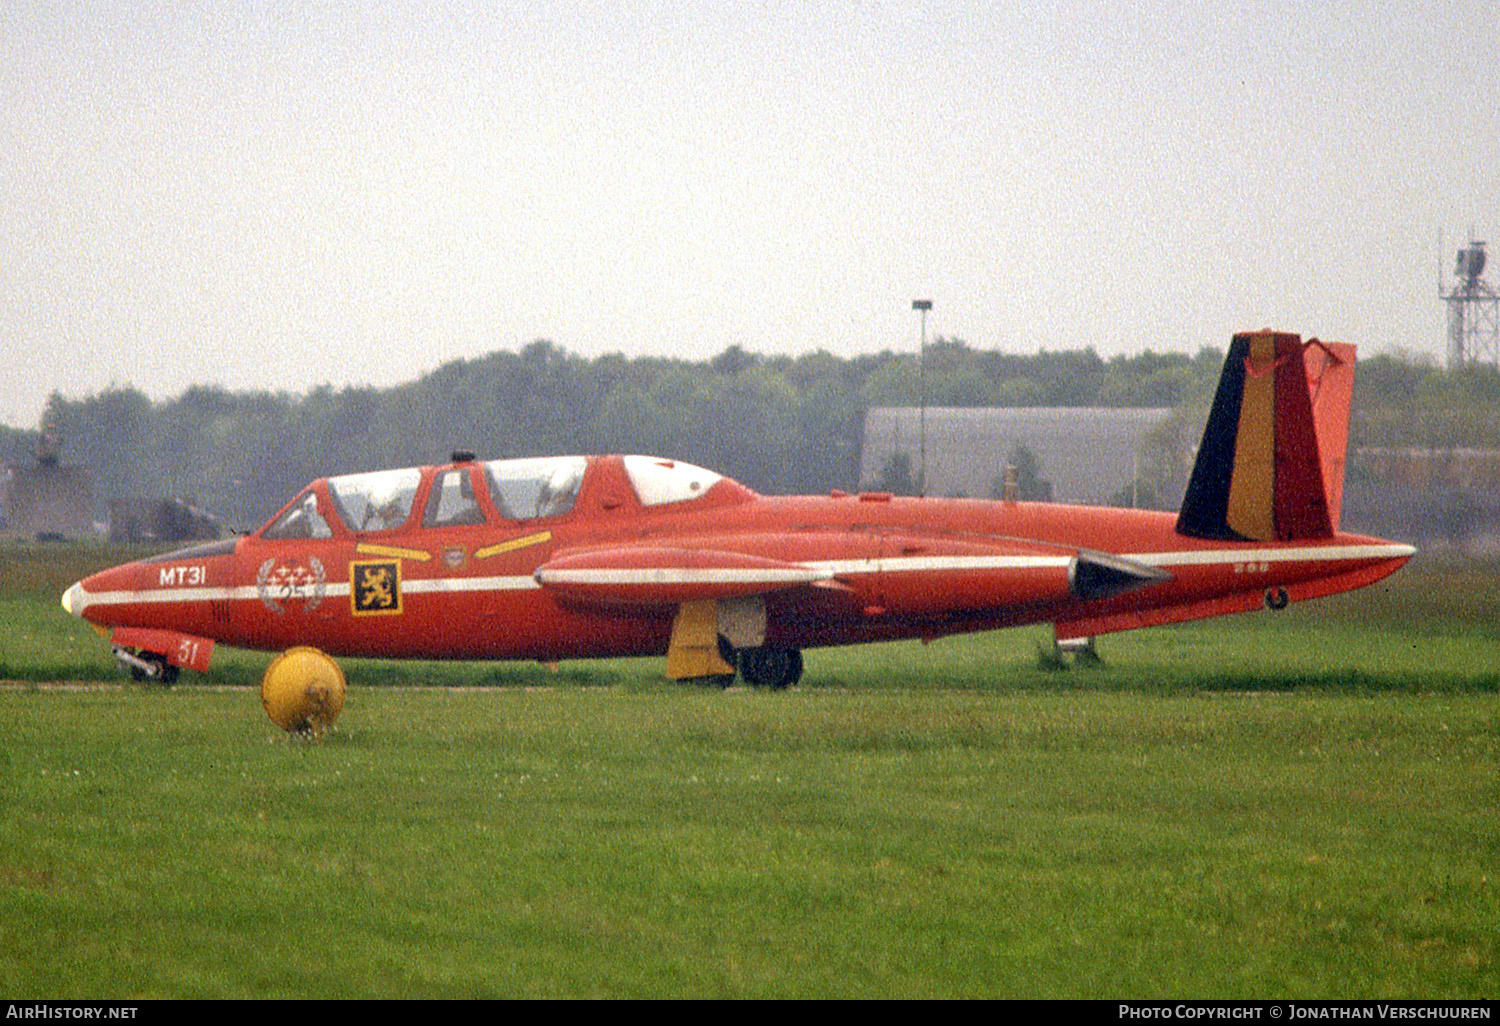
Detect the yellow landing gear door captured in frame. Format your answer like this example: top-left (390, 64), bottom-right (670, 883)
top-left (666, 599), bottom-right (735, 681)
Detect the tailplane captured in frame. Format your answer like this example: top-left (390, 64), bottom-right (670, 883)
top-left (1176, 331), bottom-right (1355, 542)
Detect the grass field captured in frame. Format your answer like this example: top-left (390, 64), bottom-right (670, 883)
top-left (1, 538), bottom-right (1497, 997)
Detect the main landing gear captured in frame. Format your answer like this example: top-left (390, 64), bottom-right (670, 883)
top-left (667, 601), bottom-right (804, 689)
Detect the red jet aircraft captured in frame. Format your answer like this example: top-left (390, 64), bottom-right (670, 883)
top-left (62, 331), bottom-right (1413, 689)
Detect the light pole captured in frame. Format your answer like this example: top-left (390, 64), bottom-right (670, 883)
top-left (912, 299), bottom-right (932, 497)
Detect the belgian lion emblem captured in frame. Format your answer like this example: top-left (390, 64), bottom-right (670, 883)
top-left (351, 560), bottom-right (402, 616)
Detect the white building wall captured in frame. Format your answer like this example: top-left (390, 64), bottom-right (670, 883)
top-left (860, 406), bottom-right (1173, 505)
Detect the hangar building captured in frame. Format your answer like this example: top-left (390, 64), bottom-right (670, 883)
top-left (860, 406), bottom-right (1174, 505)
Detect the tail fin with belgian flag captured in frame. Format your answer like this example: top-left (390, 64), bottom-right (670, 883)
top-left (1176, 331), bottom-right (1356, 542)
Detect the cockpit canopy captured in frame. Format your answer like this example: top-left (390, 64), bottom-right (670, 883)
top-left (258, 454), bottom-right (728, 539)
top-left (485, 456), bottom-right (586, 520)
top-left (620, 455), bottom-right (722, 506)
top-left (329, 468), bottom-right (423, 533)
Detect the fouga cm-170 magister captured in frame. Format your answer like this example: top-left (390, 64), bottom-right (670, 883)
top-left (63, 331), bottom-right (1414, 695)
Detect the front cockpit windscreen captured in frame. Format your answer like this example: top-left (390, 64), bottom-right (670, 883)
top-left (484, 456), bottom-right (586, 520)
top-left (261, 489), bottom-right (334, 540)
top-left (327, 468), bottom-right (423, 533)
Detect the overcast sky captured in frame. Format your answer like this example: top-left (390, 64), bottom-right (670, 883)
top-left (2, 1), bottom-right (1497, 428)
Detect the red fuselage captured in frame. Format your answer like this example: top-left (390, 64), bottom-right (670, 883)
top-left (63, 454), bottom-right (1412, 667)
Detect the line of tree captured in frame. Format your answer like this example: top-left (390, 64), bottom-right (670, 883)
top-left (13, 339), bottom-right (1500, 531)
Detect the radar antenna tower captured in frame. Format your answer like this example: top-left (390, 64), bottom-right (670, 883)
top-left (1441, 238), bottom-right (1499, 368)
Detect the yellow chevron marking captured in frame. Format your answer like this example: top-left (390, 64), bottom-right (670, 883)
top-left (354, 542), bottom-right (432, 562)
top-left (475, 531), bottom-right (553, 559)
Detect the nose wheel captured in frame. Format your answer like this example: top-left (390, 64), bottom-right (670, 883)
top-left (115, 648), bottom-right (179, 685)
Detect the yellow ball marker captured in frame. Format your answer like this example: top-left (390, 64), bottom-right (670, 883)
top-left (261, 646), bottom-right (346, 736)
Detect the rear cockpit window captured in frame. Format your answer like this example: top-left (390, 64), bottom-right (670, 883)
top-left (327, 468), bottom-right (422, 534)
top-left (622, 455), bottom-right (723, 506)
top-left (262, 489), bottom-right (333, 540)
top-left (483, 457), bottom-right (586, 520)
top-left (424, 468), bottom-right (486, 528)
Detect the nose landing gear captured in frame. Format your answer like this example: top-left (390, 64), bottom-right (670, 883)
top-left (113, 647), bottom-right (179, 685)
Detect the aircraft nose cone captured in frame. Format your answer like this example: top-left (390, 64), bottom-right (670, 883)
top-left (61, 581), bottom-right (85, 618)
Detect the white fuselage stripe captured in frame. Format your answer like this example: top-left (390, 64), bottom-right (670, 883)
top-left (1122, 543), bottom-right (1416, 567)
top-left (538, 567), bottom-right (833, 586)
top-left (811, 555), bottom-right (1071, 575)
top-left (69, 575), bottom-right (540, 611)
top-left (66, 542), bottom-right (1414, 611)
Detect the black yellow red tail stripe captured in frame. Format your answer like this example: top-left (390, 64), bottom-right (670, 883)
top-left (1177, 331), bottom-right (1354, 542)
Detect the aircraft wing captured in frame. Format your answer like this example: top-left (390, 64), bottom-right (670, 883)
top-left (534, 546), bottom-right (835, 605)
top-left (535, 534), bottom-right (1167, 612)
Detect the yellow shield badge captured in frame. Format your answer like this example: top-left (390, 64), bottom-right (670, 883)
top-left (350, 560), bottom-right (402, 616)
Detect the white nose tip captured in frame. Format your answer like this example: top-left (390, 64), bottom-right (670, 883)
top-left (61, 581), bottom-right (84, 617)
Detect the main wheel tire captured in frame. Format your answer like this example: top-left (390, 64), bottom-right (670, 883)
top-left (740, 646), bottom-right (803, 689)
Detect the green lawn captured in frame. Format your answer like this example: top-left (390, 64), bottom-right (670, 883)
top-left (2, 688), bottom-right (1496, 998)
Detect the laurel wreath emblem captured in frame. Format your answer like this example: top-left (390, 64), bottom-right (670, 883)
top-left (257, 557), bottom-right (328, 613)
